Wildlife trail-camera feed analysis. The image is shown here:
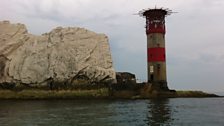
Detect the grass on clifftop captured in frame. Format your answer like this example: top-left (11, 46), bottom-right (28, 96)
top-left (0, 89), bottom-right (219, 99)
top-left (176, 90), bottom-right (218, 97)
top-left (0, 88), bottom-right (109, 99)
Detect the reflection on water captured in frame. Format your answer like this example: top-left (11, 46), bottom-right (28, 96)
top-left (146, 99), bottom-right (172, 126)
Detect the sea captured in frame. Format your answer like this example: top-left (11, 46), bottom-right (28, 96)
top-left (0, 98), bottom-right (223, 126)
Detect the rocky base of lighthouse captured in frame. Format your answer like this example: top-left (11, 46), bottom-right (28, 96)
top-left (150, 82), bottom-right (169, 91)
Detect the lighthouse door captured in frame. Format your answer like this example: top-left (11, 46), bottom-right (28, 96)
top-left (150, 74), bottom-right (154, 81)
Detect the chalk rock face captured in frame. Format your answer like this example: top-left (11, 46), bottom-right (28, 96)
top-left (0, 21), bottom-right (116, 87)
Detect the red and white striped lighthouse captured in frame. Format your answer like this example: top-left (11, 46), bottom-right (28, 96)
top-left (139, 8), bottom-right (172, 90)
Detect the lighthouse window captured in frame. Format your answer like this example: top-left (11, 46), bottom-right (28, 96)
top-left (157, 64), bottom-right (161, 75)
top-left (150, 65), bottom-right (154, 73)
top-left (157, 64), bottom-right (161, 70)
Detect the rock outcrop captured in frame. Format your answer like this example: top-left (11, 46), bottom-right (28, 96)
top-left (0, 20), bottom-right (116, 88)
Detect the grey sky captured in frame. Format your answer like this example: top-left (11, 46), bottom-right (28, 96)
top-left (1, 0), bottom-right (224, 92)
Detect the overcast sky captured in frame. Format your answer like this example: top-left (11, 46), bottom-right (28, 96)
top-left (1, 0), bottom-right (224, 92)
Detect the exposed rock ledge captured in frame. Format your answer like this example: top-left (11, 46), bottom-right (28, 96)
top-left (0, 20), bottom-right (116, 88)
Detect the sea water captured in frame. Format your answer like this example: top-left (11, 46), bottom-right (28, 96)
top-left (0, 98), bottom-right (223, 126)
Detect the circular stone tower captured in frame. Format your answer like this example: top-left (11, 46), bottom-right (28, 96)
top-left (139, 8), bottom-right (172, 90)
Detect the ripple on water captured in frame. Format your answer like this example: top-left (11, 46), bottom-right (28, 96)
top-left (0, 98), bottom-right (223, 126)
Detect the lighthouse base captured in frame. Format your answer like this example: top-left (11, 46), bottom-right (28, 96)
top-left (151, 81), bottom-right (169, 91)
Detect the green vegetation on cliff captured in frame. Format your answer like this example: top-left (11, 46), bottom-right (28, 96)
top-left (176, 90), bottom-right (218, 97)
top-left (0, 89), bottom-right (109, 99)
top-left (0, 82), bottom-right (219, 99)
top-left (0, 89), bottom-right (218, 99)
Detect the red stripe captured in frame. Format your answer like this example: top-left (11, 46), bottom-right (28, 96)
top-left (148, 48), bottom-right (166, 62)
top-left (146, 28), bottom-right (165, 34)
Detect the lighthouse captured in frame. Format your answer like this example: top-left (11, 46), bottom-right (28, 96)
top-left (139, 8), bottom-right (172, 90)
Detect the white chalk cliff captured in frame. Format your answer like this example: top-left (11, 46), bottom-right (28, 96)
top-left (0, 21), bottom-right (116, 87)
